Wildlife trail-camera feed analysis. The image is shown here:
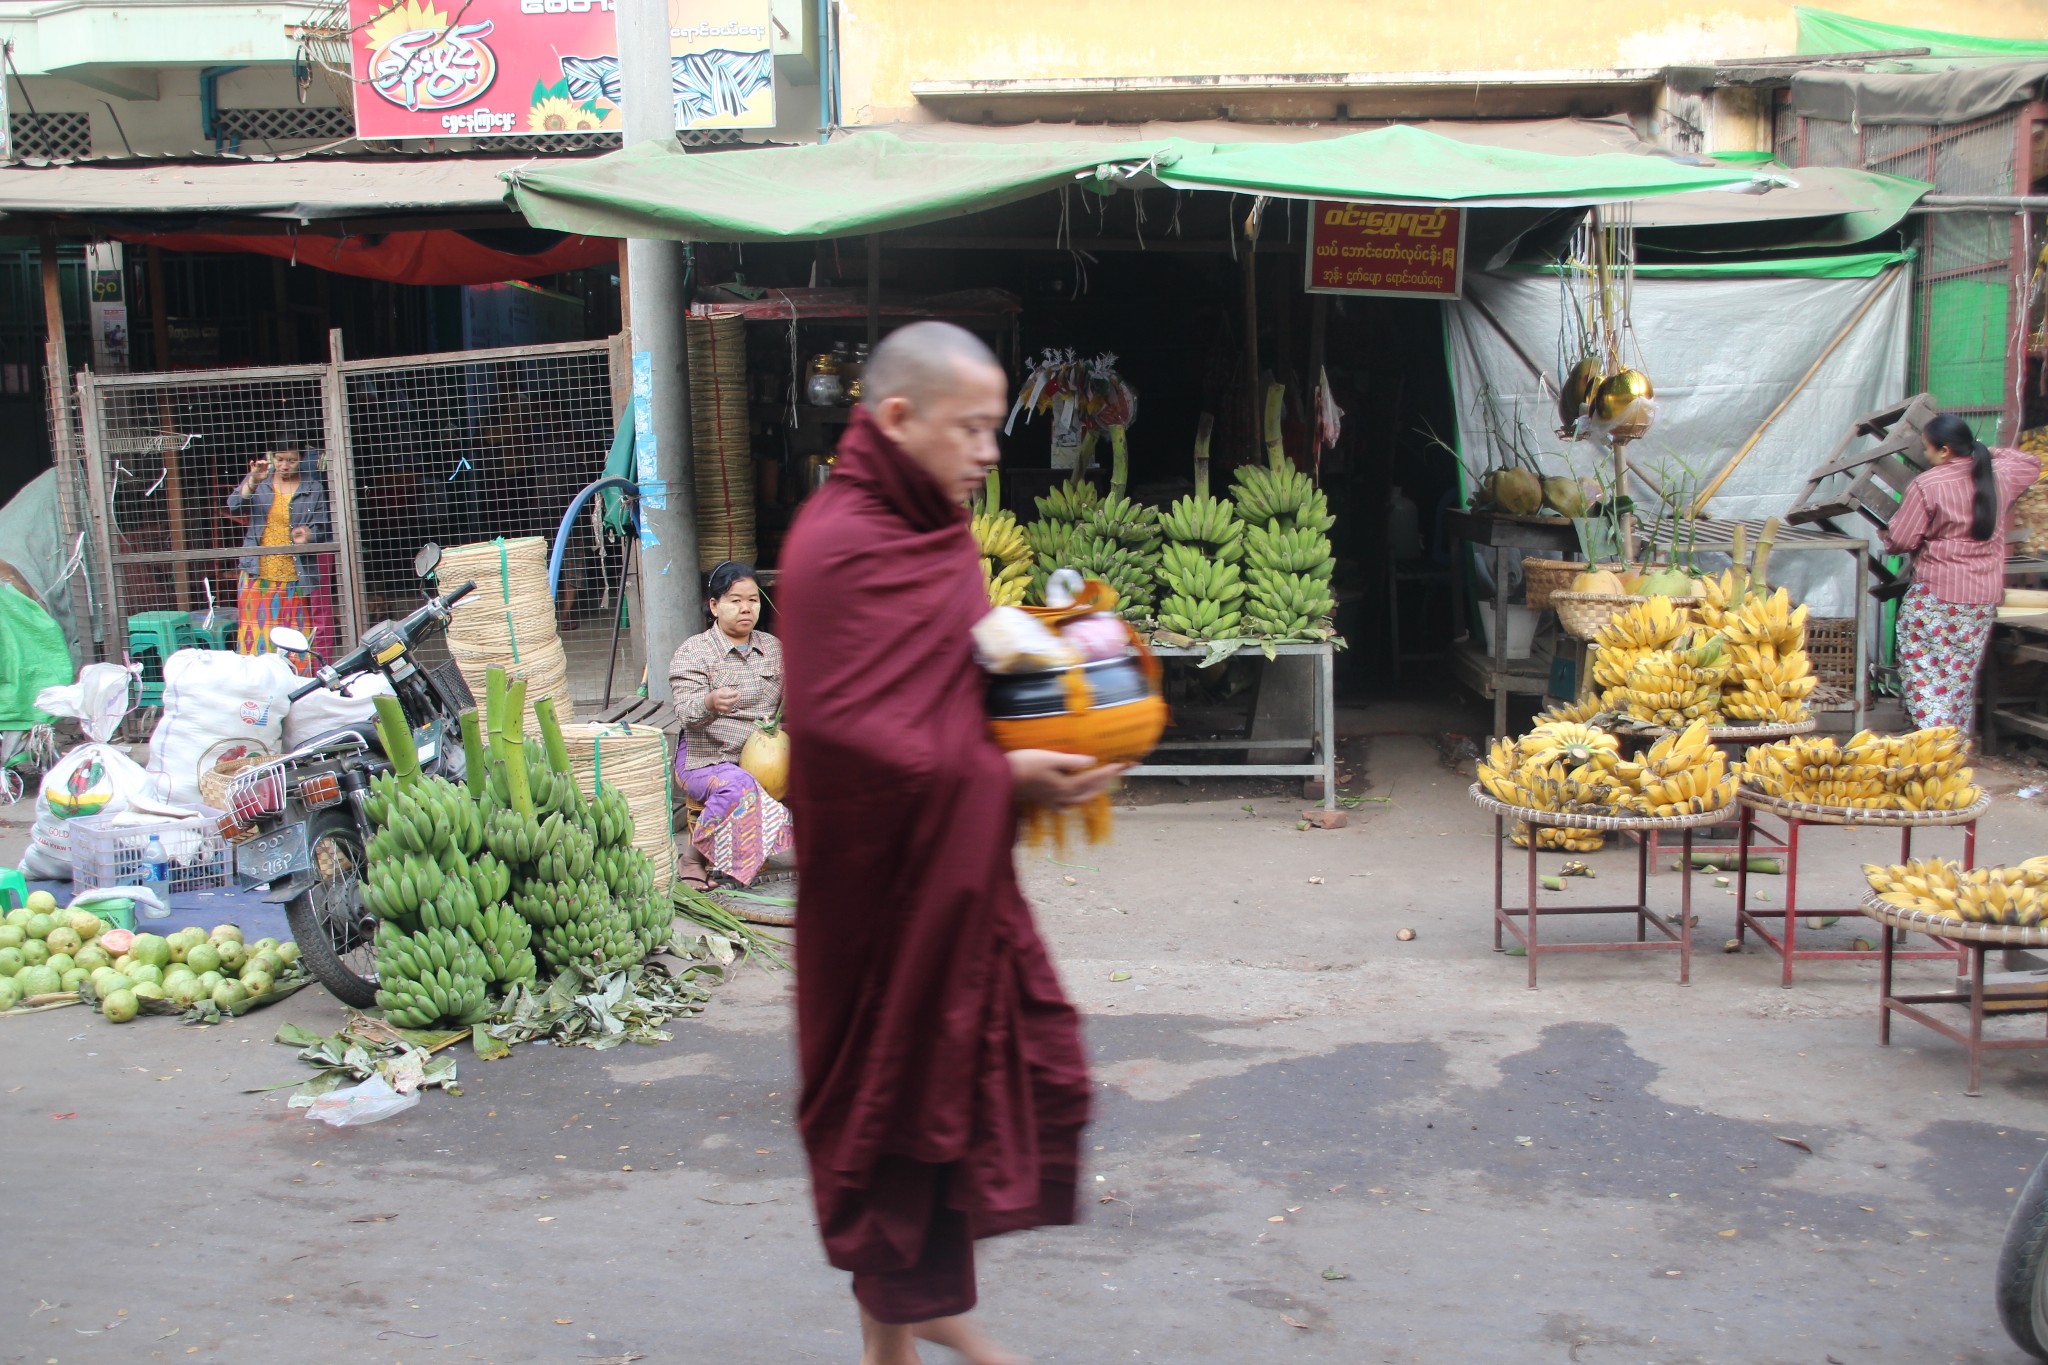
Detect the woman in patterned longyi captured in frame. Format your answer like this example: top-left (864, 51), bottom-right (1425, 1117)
top-left (1882, 412), bottom-right (2040, 733)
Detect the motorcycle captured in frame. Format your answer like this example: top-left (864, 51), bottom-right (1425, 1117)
top-left (216, 544), bottom-right (476, 1008)
top-left (2001, 1147), bottom-right (2048, 1359)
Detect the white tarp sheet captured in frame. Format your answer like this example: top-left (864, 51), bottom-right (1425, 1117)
top-left (1444, 263), bottom-right (1911, 616)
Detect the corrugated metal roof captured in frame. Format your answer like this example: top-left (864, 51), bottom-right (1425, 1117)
top-left (0, 155), bottom-right (539, 220)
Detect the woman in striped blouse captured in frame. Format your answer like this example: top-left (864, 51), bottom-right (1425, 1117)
top-left (1881, 413), bottom-right (2041, 733)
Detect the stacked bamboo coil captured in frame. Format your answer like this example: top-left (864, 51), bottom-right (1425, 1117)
top-left (688, 312), bottom-right (755, 572)
top-left (442, 537), bottom-right (574, 721)
top-left (558, 720), bottom-right (675, 892)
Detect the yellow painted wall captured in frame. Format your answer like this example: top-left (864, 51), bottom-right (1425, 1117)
top-left (836, 0), bottom-right (2048, 123)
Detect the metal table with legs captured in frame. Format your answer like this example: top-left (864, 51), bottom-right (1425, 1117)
top-left (1131, 641), bottom-right (1338, 810)
top-left (1865, 895), bottom-right (2048, 1098)
top-left (1474, 788), bottom-right (1728, 989)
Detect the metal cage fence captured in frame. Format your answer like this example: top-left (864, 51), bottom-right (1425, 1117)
top-left (78, 365), bottom-right (346, 672)
top-left (336, 339), bottom-right (637, 704)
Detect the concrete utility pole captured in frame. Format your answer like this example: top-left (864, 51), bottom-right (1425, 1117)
top-left (616, 0), bottom-right (699, 702)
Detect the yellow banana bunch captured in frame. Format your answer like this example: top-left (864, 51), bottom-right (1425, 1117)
top-left (974, 505), bottom-right (1034, 607)
top-left (1511, 820), bottom-right (1604, 853)
top-left (1632, 718), bottom-right (1736, 816)
top-left (1718, 587), bottom-right (1817, 723)
top-left (1952, 867), bottom-right (2044, 926)
top-left (1739, 727), bottom-right (1976, 811)
top-left (1532, 694), bottom-right (1606, 727)
top-left (1591, 598), bottom-right (1690, 695)
top-left (1518, 721), bottom-right (1618, 770)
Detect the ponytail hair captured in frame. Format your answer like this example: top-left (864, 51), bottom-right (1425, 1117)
top-left (1924, 412), bottom-right (2000, 541)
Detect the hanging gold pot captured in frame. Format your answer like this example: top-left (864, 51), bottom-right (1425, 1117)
top-left (1594, 369), bottom-right (1654, 420)
top-left (1558, 357), bottom-right (1601, 429)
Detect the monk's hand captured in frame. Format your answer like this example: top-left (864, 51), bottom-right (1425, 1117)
top-left (707, 686), bottom-right (742, 717)
top-left (1006, 749), bottom-right (1129, 808)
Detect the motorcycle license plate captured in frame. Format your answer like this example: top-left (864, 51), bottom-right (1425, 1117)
top-left (238, 823), bottom-right (312, 883)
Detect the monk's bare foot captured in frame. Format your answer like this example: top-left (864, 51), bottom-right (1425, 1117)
top-left (913, 1315), bottom-right (1029, 1365)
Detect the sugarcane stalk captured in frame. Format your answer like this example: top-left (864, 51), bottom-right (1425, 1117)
top-left (459, 709), bottom-right (487, 793)
top-left (1263, 382), bottom-right (1287, 471)
top-left (1193, 412), bottom-right (1214, 499)
top-left (534, 695), bottom-right (572, 775)
top-left (372, 695), bottom-right (421, 788)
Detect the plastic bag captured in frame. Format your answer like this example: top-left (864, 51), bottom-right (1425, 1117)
top-left (34, 663), bottom-right (136, 744)
top-left (972, 607), bottom-right (1080, 675)
top-left (283, 672), bottom-right (393, 749)
top-left (301, 1074), bottom-right (420, 1127)
top-left (20, 742), bottom-right (156, 880)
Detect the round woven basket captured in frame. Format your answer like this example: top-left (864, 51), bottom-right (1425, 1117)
top-left (559, 721), bottom-right (676, 893)
top-left (1739, 786), bottom-right (1992, 827)
top-left (688, 312), bottom-right (756, 572)
top-left (441, 536), bottom-right (575, 720)
top-left (1860, 890), bottom-right (2048, 946)
top-left (1522, 558), bottom-right (1587, 613)
top-left (1553, 591), bottom-right (1701, 641)
top-left (1470, 784), bottom-right (1734, 831)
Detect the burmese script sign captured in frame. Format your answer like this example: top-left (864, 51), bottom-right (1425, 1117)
top-left (1304, 202), bottom-right (1465, 300)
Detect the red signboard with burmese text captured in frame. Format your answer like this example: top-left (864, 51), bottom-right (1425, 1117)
top-left (1304, 202), bottom-right (1465, 300)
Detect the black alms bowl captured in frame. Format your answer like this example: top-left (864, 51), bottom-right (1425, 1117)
top-left (985, 654), bottom-right (1151, 720)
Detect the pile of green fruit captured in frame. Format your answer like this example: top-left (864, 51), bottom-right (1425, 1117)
top-left (360, 668), bottom-right (670, 1031)
top-left (0, 890), bottom-right (301, 1024)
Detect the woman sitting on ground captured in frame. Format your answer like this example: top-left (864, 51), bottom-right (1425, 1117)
top-left (669, 562), bottom-right (793, 889)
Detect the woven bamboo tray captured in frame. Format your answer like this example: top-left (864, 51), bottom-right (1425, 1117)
top-left (1553, 591), bottom-right (1701, 641)
top-left (1860, 890), bottom-right (2048, 947)
top-left (1739, 786), bottom-right (1992, 827)
top-left (1615, 718), bottom-right (1818, 742)
top-left (1470, 785), bottom-right (1735, 832)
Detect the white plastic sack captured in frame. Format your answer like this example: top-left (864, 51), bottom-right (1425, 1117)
top-left (299, 1074), bottom-right (420, 1126)
top-left (282, 672), bottom-right (393, 750)
top-left (20, 742), bottom-right (154, 879)
top-left (35, 663), bottom-right (136, 743)
top-left (146, 649), bottom-right (297, 807)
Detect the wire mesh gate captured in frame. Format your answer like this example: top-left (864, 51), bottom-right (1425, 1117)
top-left (72, 335), bottom-right (637, 706)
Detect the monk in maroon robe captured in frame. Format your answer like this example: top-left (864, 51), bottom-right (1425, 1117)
top-left (780, 322), bottom-right (1122, 1365)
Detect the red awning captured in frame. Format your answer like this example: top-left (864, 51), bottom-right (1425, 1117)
top-left (118, 229), bottom-right (616, 286)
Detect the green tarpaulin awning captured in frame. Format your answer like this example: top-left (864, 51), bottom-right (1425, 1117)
top-left (506, 125), bottom-right (1766, 244)
top-left (1148, 124), bottom-right (1762, 205)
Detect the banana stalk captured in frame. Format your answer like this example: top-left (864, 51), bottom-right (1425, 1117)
top-left (1109, 425), bottom-right (1131, 501)
top-left (1262, 382), bottom-right (1287, 471)
top-left (459, 709), bottom-right (487, 794)
top-left (499, 679), bottom-right (534, 816)
top-left (372, 695), bottom-right (421, 788)
top-left (1193, 412), bottom-right (1214, 499)
top-left (534, 695), bottom-right (573, 775)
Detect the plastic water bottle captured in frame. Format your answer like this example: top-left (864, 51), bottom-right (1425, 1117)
top-left (141, 835), bottom-right (170, 901)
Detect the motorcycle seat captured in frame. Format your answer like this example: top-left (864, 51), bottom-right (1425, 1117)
top-left (296, 724), bottom-right (386, 756)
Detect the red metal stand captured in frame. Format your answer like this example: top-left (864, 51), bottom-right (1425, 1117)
top-left (1492, 814), bottom-right (1695, 988)
top-left (1878, 919), bottom-right (2048, 1098)
top-left (1735, 803), bottom-right (1973, 988)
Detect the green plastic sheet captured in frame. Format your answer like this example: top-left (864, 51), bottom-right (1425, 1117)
top-left (1796, 6), bottom-right (2048, 59)
top-left (0, 583), bottom-right (73, 730)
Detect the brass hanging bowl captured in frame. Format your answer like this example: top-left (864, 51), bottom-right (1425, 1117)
top-left (1594, 368), bottom-right (1654, 421)
top-left (1558, 357), bottom-right (1601, 429)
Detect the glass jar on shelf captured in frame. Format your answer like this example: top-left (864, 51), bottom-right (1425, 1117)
top-left (804, 352), bottom-right (844, 408)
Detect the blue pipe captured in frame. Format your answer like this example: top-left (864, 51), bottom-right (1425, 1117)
top-left (549, 477), bottom-right (641, 600)
top-left (200, 65), bottom-right (244, 154)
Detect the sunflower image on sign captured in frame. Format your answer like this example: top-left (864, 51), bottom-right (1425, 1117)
top-left (363, 0), bottom-right (498, 113)
top-left (528, 79), bottom-right (612, 133)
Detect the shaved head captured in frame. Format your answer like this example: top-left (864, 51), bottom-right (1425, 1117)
top-left (862, 321), bottom-right (1001, 413)
top-left (861, 321), bottom-right (1007, 505)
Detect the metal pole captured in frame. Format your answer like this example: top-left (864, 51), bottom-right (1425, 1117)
top-left (617, 0), bottom-right (700, 703)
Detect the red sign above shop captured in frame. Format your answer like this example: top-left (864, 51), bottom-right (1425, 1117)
top-left (1304, 202), bottom-right (1466, 300)
top-left (346, 0), bottom-right (775, 141)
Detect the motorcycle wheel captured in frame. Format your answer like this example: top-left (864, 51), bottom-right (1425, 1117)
top-left (1997, 1147), bottom-right (2048, 1359)
top-left (284, 806), bottom-right (378, 1010)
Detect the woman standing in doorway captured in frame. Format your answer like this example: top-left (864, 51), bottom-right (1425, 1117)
top-left (226, 432), bottom-right (332, 675)
top-left (1881, 412), bottom-right (2040, 733)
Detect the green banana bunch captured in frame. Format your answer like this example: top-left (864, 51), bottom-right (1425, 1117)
top-left (467, 851), bottom-right (512, 908)
top-left (1080, 495), bottom-right (1163, 553)
top-left (373, 920), bottom-right (492, 1028)
top-left (1155, 594), bottom-right (1243, 639)
top-left (589, 784), bottom-right (634, 850)
top-left (1065, 533), bottom-right (1158, 618)
top-left (1160, 493), bottom-right (1246, 562)
top-left (484, 807), bottom-right (544, 866)
top-left (360, 848), bottom-right (447, 923)
top-left (624, 888), bottom-right (672, 959)
top-left (417, 874), bottom-right (482, 937)
top-left (1246, 518), bottom-right (1336, 579)
top-left (473, 901), bottom-right (538, 987)
top-left (1159, 543), bottom-right (1247, 603)
top-left (1243, 566), bottom-right (1337, 639)
top-left (531, 813), bottom-right (596, 884)
top-left (533, 879), bottom-right (640, 974)
top-left (1034, 475), bottom-right (1101, 523)
top-left (596, 844), bottom-right (656, 902)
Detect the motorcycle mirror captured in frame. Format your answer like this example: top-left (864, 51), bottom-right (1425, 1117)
top-left (414, 542), bottom-right (442, 579)
top-left (268, 626), bottom-right (311, 654)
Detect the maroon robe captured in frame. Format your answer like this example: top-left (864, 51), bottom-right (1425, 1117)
top-left (779, 408), bottom-right (1092, 1323)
